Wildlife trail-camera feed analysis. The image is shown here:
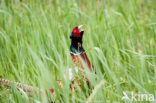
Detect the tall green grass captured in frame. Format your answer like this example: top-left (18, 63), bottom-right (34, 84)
top-left (0, 0), bottom-right (156, 102)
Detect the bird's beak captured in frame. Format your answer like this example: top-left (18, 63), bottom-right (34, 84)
top-left (78, 25), bottom-right (83, 32)
top-left (78, 25), bottom-right (83, 30)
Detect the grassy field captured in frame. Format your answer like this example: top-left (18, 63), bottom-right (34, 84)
top-left (0, 0), bottom-right (156, 102)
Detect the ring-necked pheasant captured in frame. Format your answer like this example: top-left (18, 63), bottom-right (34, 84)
top-left (69, 25), bottom-right (93, 88)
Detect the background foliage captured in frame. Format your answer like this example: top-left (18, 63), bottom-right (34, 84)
top-left (0, 0), bottom-right (156, 102)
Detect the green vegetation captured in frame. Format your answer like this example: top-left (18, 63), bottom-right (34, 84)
top-left (0, 0), bottom-right (156, 102)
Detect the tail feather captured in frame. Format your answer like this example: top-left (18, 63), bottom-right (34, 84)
top-left (0, 78), bottom-right (55, 96)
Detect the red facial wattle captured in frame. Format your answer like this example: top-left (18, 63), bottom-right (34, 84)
top-left (72, 27), bottom-right (81, 37)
